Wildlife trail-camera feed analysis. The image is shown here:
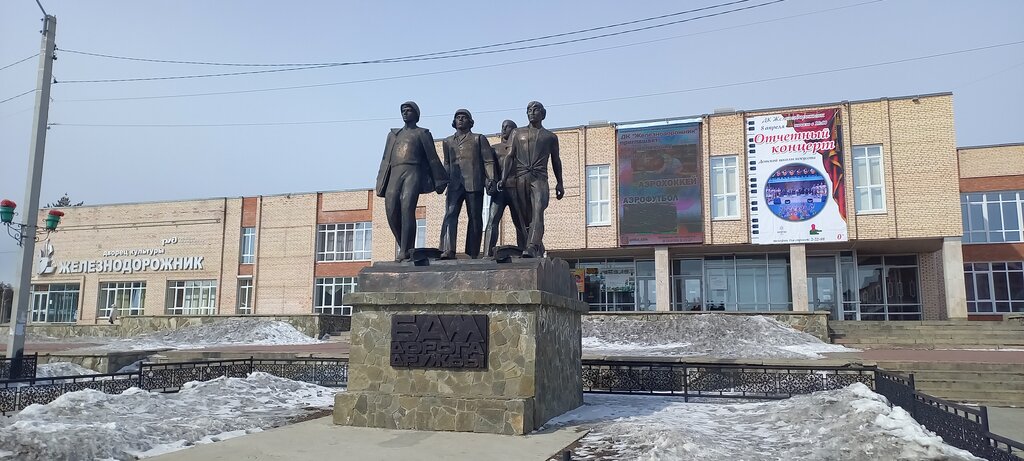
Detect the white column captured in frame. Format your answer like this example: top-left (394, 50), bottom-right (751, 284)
top-left (655, 246), bottom-right (671, 311)
top-left (790, 244), bottom-right (808, 312)
top-left (942, 237), bottom-right (968, 319)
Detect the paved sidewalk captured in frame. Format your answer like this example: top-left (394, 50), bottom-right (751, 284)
top-left (148, 417), bottom-right (584, 461)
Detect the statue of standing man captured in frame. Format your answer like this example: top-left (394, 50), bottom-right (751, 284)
top-left (500, 101), bottom-right (564, 258)
top-left (439, 109), bottom-right (496, 259)
top-left (376, 101), bottom-right (449, 261)
top-left (483, 120), bottom-right (527, 257)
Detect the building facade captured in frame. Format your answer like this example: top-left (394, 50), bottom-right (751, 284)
top-left (19, 92), bottom-right (1011, 325)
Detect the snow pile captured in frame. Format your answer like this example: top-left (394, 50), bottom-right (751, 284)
top-left (583, 314), bottom-right (856, 359)
top-left (0, 372), bottom-right (337, 461)
top-left (86, 318), bottom-right (322, 351)
top-left (544, 383), bottom-right (981, 461)
top-left (34, 362), bottom-right (98, 378)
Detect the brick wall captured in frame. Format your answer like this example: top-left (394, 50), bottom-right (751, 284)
top-left (958, 144), bottom-right (1024, 178)
top-left (252, 194), bottom-right (317, 315)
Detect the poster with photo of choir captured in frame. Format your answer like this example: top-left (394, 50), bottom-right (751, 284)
top-left (746, 108), bottom-right (848, 245)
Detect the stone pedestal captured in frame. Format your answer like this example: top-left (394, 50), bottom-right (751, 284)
top-left (333, 258), bottom-right (586, 435)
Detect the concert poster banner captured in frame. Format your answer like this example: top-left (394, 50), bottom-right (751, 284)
top-left (617, 123), bottom-right (703, 246)
top-left (746, 108), bottom-right (848, 245)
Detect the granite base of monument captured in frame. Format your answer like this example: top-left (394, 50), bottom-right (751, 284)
top-left (333, 258), bottom-right (586, 435)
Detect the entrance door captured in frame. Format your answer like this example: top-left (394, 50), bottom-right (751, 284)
top-left (636, 278), bottom-right (656, 311)
top-left (676, 277), bottom-right (703, 311)
top-left (31, 291), bottom-right (48, 323)
top-left (806, 256), bottom-right (839, 319)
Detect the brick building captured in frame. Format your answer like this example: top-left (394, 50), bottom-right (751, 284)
top-left (16, 92), bottom-right (1020, 325)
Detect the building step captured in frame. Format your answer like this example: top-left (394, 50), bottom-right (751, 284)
top-left (913, 379), bottom-right (1024, 391)
top-left (877, 361), bottom-right (1024, 373)
top-left (918, 389), bottom-right (1024, 406)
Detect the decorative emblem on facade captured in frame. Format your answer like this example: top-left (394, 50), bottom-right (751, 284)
top-left (37, 238), bottom-right (54, 275)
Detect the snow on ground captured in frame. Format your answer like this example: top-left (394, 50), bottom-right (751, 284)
top-left (34, 362), bottom-right (98, 378)
top-left (544, 383), bottom-right (981, 461)
top-left (583, 314), bottom-right (857, 359)
top-left (76, 318), bottom-right (323, 351)
top-left (0, 372), bottom-right (337, 461)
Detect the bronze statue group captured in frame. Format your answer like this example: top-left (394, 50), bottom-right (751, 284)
top-left (375, 101), bottom-right (564, 262)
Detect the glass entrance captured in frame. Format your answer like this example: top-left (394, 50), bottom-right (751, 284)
top-left (30, 291), bottom-right (48, 323)
top-left (807, 256), bottom-right (839, 319)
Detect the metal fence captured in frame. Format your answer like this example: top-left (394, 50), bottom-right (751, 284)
top-left (0, 357), bottom-right (348, 415)
top-left (874, 368), bottom-right (1024, 461)
top-left (582, 359), bottom-right (1023, 461)
top-left (581, 359), bottom-right (875, 400)
top-left (0, 353), bottom-right (37, 380)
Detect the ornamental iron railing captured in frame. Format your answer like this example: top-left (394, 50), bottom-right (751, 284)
top-left (0, 353), bottom-right (37, 380)
top-left (581, 359), bottom-right (1023, 461)
top-left (0, 357), bottom-right (348, 415)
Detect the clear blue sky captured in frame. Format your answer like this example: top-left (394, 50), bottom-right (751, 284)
top-left (1, 0), bottom-right (1023, 282)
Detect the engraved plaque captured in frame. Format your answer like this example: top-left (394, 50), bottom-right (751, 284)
top-left (390, 314), bottom-right (488, 369)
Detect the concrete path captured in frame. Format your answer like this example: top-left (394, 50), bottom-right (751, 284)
top-left (987, 407), bottom-right (1024, 442)
top-left (148, 417), bottom-right (584, 461)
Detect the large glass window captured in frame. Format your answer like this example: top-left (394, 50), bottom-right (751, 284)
top-left (710, 156), bottom-right (739, 219)
top-left (239, 227), bottom-right (256, 264)
top-left (857, 256), bottom-right (920, 320)
top-left (961, 192), bottom-right (1023, 243)
top-left (98, 281), bottom-right (146, 318)
top-left (315, 277), bottom-right (357, 315)
top-left (166, 280), bottom-right (217, 315)
top-left (416, 218), bottom-right (426, 248)
top-left (965, 262), bottom-right (1024, 313)
top-left (586, 165), bottom-right (611, 226)
top-left (573, 260), bottom-right (637, 311)
top-left (317, 222), bottom-right (372, 261)
top-left (698, 254), bottom-right (791, 312)
top-left (852, 145), bottom-right (886, 213)
top-left (30, 283), bottom-right (80, 323)
top-left (237, 277), bottom-right (253, 314)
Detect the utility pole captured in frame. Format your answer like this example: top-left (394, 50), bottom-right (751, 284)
top-left (6, 13), bottom-right (56, 378)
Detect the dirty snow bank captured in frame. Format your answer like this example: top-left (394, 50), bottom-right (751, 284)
top-left (583, 314), bottom-right (856, 359)
top-left (84, 318), bottom-right (322, 351)
top-left (0, 372), bottom-right (337, 461)
top-left (544, 383), bottom-right (980, 461)
top-left (34, 362), bottom-right (97, 378)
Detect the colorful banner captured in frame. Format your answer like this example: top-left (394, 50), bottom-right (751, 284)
top-left (746, 108), bottom-right (848, 244)
top-left (617, 123), bottom-right (703, 246)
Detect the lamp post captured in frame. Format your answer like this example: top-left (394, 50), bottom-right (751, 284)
top-left (5, 12), bottom-right (56, 379)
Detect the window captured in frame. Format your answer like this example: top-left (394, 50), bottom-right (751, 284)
top-left (586, 165), bottom-right (611, 225)
top-left (314, 277), bottom-right (357, 315)
top-left (852, 145), bottom-right (886, 213)
top-left (961, 192), bottom-right (1023, 243)
top-left (572, 259), bottom-right (637, 311)
top-left (237, 277), bottom-right (253, 314)
top-left (710, 156), bottom-right (739, 219)
top-left (857, 255), bottom-right (920, 320)
top-left (965, 262), bottom-right (1024, 313)
top-left (416, 218), bottom-right (426, 248)
top-left (317, 222), bottom-right (372, 261)
top-left (30, 283), bottom-right (80, 323)
top-left (166, 280), bottom-right (217, 315)
top-left (690, 254), bottom-right (791, 312)
top-left (240, 227), bottom-right (255, 264)
top-left (98, 282), bottom-right (146, 318)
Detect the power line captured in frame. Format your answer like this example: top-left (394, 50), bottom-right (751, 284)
top-left (57, 0), bottom-right (785, 84)
top-left (49, 39), bottom-right (1024, 128)
top-left (59, 0), bottom-right (758, 68)
top-left (0, 89), bottom-right (35, 105)
top-left (0, 54), bottom-right (39, 72)
top-left (56, 0), bottom-right (881, 102)
top-left (953, 60), bottom-right (1024, 90)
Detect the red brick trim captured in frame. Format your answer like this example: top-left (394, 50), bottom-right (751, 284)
top-left (962, 243), bottom-right (1024, 262)
top-left (241, 197), bottom-right (258, 227)
top-left (960, 175), bottom-right (1024, 192)
top-left (314, 261), bottom-right (370, 277)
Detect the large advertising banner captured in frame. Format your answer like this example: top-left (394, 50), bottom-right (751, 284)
top-left (746, 108), bottom-right (848, 244)
top-left (617, 123), bottom-right (703, 246)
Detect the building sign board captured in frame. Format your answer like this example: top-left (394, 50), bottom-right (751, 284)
top-left (390, 314), bottom-right (488, 369)
top-left (41, 237), bottom-right (209, 275)
top-left (746, 109), bottom-right (848, 244)
top-left (617, 123), bottom-right (704, 245)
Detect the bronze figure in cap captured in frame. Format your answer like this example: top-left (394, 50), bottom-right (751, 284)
top-left (439, 109), bottom-right (496, 259)
top-left (375, 101), bottom-right (449, 261)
